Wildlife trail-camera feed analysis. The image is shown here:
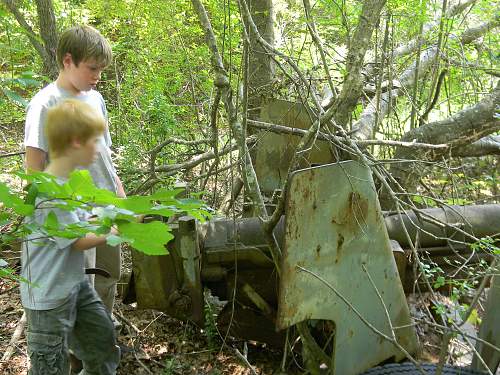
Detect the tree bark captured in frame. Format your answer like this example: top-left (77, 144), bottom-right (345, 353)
top-left (388, 82), bottom-right (500, 204)
top-left (2, 0), bottom-right (59, 78)
top-left (35, 0), bottom-right (59, 79)
top-left (328, 0), bottom-right (387, 128)
top-left (245, 0), bottom-right (275, 117)
top-left (451, 135), bottom-right (500, 157)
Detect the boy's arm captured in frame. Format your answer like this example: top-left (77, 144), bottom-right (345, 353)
top-left (25, 146), bottom-right (47, 171)
top-left (71, 233), bottom-right (108, 251)
top-left (72, 227), bottom-right (118, 251)
top-left (114, 174), bottom-right (126, 198)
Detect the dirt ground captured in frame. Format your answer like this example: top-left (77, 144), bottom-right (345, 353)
top-left (0, 267), bottom-right (286, 375)
top-left (1, 267), bottom-right (492, 374)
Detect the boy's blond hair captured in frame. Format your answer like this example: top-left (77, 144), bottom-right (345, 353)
top-left (57, 25), bottom-right (112, 69)
top-left (45, 99), bottom-right (105, 158)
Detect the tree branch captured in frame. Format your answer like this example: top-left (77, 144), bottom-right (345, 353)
top-left (353, 19), bottom-right (499, 141)
top-left (399, 82), bottom-right (500, 154)
top-left (388, 82), bottom-right (500, 196)
top-left (328, 0), bottom-right (387, 127)
top-left (461, 16), bottom-right (500, 44)
top-left (247, 119), bottom-right (448, 150)
top-left (2, 0), bottom-right (54, 76)
top-left (387, 0), bottom-right (477, 63)
top-left (451, 135), bottom-right (500, 157)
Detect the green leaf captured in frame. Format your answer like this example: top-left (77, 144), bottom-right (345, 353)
top-left (106, 234), bottom-right (129, 247)
top-left (66, 170), bottom-right (118, 204)
top-left (117, 221), bottom-right (172, 255)
top-left (150, 188), bottom-right (184, 200)
top-left (44, 211), bottom-right (59, 229)
top-left (24, 183), bottom-right (39, 206)
top-left (0, 182), bottom-right (34, 215)
top-left (1, 88), bottom-right (28, 107)
top-left (0, 212), bottom-right (10, 226)
top-left (433, 276), bottom-right (446, 289)
top-left (0, 267), bottom-right (30, 283)
top-left (466, 308), bottom-right (482, 325)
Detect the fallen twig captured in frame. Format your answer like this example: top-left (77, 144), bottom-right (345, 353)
top-left (1, 312), bottom-right (26, 362)
top-left (114, 309), bottom-right (140, 334)
top-left (0, 151), bottom-right (25, 159)
top-left (234, 346), bottom-right (258, 375)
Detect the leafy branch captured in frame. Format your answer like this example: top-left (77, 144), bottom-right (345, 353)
top-left (0, 169), bottom-right (210, 262)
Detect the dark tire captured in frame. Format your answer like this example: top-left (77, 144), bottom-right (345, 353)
top-left (360, 363), bottom-right (488, 374)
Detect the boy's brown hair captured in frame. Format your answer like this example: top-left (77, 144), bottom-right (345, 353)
top-left (57, 25), bottom-right (112, 69)
top-left (45, 99), bottom-right (105, 157)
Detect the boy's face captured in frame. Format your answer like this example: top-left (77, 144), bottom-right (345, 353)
top-left (63, 53), bottom-right (106, 93)
top-left (76, 135), bottom-right (100, 167)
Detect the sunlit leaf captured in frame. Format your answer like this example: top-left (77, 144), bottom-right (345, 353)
top-left (117, 221), bottom-right (172, 255)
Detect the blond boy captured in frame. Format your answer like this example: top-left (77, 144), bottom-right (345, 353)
top-left (21, 99), bottom-right (120, 375)
top-left (24, 25), bottom-right (123, 315)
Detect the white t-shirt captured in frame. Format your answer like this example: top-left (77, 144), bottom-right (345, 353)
top-left (24, 83), bottom-right (118, 193)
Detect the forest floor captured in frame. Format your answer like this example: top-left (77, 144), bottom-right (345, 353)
top-left (0, 269), bottom-right (285, 375)
top-left (1, 262), bottom-right (492, 375)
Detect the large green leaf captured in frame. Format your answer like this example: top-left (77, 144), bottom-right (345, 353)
top-left (0, 182), bottom-right (34, 215)
top-left (117, 221), bottom-right (172, 255)
top-left (1, 87), bottom-right (28, 107)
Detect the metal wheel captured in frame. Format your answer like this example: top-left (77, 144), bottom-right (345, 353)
top-left (360, 363), bottom-right (489, 374)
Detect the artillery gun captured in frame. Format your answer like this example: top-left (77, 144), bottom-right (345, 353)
top-left (124, 100), bottom-right (499, 374)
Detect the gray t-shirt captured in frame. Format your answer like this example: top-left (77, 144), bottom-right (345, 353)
top-left (20, 197), bottom-right (98, 310)
top-left (24, 83), bottom-right (118, 193)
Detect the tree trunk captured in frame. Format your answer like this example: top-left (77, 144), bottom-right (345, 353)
top-left (35, 0), bottom-right (59, 79)
top-left (380, 82), bottom-right (500, 209)
top-left (2, 0), bottom-right (59, 78)
top-left (245, 0), bottom-right (275, 118)
top-left (328, 0), bottom-right (386, 128)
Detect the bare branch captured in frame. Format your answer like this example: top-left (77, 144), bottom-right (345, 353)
top-left (191, 0), bottom-right (267, 217)
top-left (390, 0), bottom-right (477, 61)
top-left (399, 82), bottom-right (500, 154)
top-left (247, 119), bottom-right (448, 149)
top-left (451, 135), bottom-right (500, 157)
top-left (353, 20), bottom-right (499, 141)
top-left (461, 17), bottom-right (500, 44)
top-left (155, 138), bottom-right (254, 173)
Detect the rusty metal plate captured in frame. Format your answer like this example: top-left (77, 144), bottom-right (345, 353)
top-left (130, 220), bottom-right (204, 326)
top-left (472, 274), bottom-right (500, 372)
top-left (254, 99), bottom-right (334, 194)
top-left (277, 161), bottom-right (418, 374)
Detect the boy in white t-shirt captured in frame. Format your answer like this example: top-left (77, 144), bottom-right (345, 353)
top-left (21, 99), bottom-right (120, 375)
top-left (24, 25), bottom-right (123, 315)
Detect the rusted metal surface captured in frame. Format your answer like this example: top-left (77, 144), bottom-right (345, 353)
top-left (254, 99), bottom-right (334, 195)
top-left (472, 275), bottom-right (500, 373)
top-left (130, 218), bottom-right (205, 326)
top-left (175, 216), bottom-right (204, 325)
top-left (276, 161), bottom-right (418, 375)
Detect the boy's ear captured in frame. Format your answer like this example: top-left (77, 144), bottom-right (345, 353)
top-left (71, 137), bottom-right (83, 149)
top-left (62, 53), bottom-right (74, 69)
